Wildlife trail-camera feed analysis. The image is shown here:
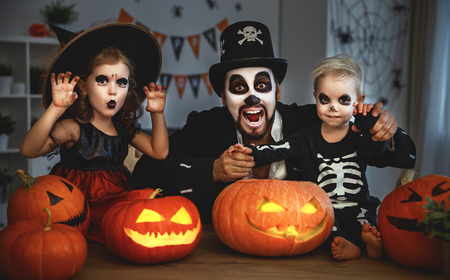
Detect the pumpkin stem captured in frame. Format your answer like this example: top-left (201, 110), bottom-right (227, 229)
top-left (43, 208), bottom-right (51, 231)
top-left (395, 169), bottom-right (418, 189)
top-left (149, 188), bottom-right (162, 199)
top-left (15, 169), bottom-right (38, 190)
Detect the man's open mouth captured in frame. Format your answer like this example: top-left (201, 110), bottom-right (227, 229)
top-left (243, 109), bottom-right (264, 125)
top-left (107, 100), bottom-right (117, 109)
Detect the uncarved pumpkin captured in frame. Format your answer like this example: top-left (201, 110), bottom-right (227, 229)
top-left (7, 169), bottom-right (90, 236)
top-left (101, 189), bottom-right (202, 264)
top-left (0, 208), bottom-right (87, 280)
top-left (378, 172), bottom-right (450, 268)
top-left (212, 179), bottom-right (334, 256)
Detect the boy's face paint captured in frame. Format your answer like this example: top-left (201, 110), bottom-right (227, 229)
top-left (222, 67), bottom-right (278, 141)
top-left (85, 62), bottom-right (129, 120)
top-left (313, 75), bottom-right (358, 129)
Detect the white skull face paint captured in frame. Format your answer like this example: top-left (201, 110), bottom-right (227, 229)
top-left (223, 67), bottom-right (277, 141)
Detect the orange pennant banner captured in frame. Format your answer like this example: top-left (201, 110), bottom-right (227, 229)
top-left (174, 75), bottom-right (188, 99)
top-left (152, 31), bottom-right (168, 48)
top-left (216, 18), bottom-right (229, 32)
top-left (201, 73), bottom-right (213, 95)
top-left (187, 34), bottom-right (201, 59)
top-left (118, 8), bottom-right (134, 23)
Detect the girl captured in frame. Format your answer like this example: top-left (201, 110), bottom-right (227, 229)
top-left (20, 23), bottom-right (168, 243)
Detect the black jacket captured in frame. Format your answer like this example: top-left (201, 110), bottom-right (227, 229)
top-left (133, 102), bottom-right (416, 223)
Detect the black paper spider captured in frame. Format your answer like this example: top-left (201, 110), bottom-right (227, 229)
top-left (171, 5), bottom-right (183, 18)
top-left (206, 0), bottom-right (219, 10)
top-left (337, 26), bottom-right (354, 44)
top-left (392, 0), bottom-right (409, 15)
top-left (235, 2), bottom-right (242, 12)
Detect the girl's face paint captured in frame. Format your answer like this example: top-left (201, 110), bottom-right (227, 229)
top-left (84, 62), bottom-right (129, 120)
top-left (313, 75), bottom-right (358, 129)
top-left (222, 67), bottom-right (278, 141)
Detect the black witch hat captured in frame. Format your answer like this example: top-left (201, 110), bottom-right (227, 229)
top-left (42, 22), bottom-right (162, 108)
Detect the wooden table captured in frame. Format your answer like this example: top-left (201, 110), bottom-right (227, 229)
top-left (61, 225), bottom-right (442, 280)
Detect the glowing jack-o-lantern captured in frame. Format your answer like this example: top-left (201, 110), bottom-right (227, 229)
top-left (101, 189), bottom-right (202, 264)
top-left (212, 179), bottom-right (334, 256)
top-left (378, 172), bottom-right (450, 268)
top-left (7, 169), bottom-right (90, 236)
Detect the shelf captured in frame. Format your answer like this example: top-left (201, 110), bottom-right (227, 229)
top-left (0, 36), bottom-right (60, 203)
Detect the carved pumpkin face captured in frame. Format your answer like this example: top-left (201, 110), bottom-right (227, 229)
top-left (212, 179), bottom-right (334, 256)
top-left (101, 190), bottom-right (202, 264)
top-left (378, 174), bottom-right (450, 268)
top-left (7, 170), bottom-right (90, 236)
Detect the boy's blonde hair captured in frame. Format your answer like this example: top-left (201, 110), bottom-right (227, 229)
top-left (310, 54), bottom-right (364, 97)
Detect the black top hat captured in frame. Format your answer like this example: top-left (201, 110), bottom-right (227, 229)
top-left (209, 21), bottom-right (288, 97)
top-left (42, 23), bottom-right (162, 108)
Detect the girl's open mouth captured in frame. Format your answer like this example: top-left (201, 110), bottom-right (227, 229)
top-left (107, 100), bottom-right (117, 109)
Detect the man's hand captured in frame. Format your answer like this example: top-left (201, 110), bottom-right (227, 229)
top-left (213, 149), bottom-right (254, 182)
top-left (352, 101), bottom-right (397, 142)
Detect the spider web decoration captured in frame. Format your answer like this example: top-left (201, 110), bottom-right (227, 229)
top-left (329, 0), bottom-right (410, 108)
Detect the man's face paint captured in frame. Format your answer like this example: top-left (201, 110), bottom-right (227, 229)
top-left (222, 67), bottom-right (278, 141)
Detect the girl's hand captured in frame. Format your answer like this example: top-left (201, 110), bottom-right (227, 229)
top-left (144, 82), bottom-right (167, 113)
top-left (51, 72), bottom-right (79, 109)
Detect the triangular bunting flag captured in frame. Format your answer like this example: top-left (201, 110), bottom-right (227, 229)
top-left (171, 36), bottom-right (185, 61)
top-left (174, 75), bottom-right (188, 99)
top-left (216, 18), bottom-right (229, 32)
top-left (159, 73), bottom-right (173, 93)
top-left (201, 73), bottom-right (213, 95)
top-left (152, 31), bottom-right (168, 48)
top-left (203, 28), bottom-right (217, 51)
top-left (135, 21), bottom-right (150, 31)
top-left (118, 8), bottom-right (134, 23)
top-left (187, 34), bottom-right (201, 59)
top-left (189, 75), bottom-right (201, 98)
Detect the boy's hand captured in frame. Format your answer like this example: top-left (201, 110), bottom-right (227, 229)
top-left (228, 143), bottom-right (253, 156)
top-left (144, 82), bottom-right (167, 113)
top-left (352, 94), bottom-right (374, 116)
top-left (51, 72), bottom-right (79, 109)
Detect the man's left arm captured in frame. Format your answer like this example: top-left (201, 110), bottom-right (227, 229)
top-left (353, 102), bottom-right (416, 168)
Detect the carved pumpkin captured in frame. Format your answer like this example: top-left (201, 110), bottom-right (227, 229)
top-left (101, 189), bottom-right (202, 264)
top-left (0, 208), bottom-right (87, 280)
top-left (212, 179), bottom-right (334, 256)
top-left (29, 23), bottom-right (48, 37)
top-left (378, 172), bottom-right (450, 268)
top-left (7, 169), bottom-right (90, 236)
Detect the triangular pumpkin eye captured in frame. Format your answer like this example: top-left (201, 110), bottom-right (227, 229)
top-left (170, 207), bottom-right (192, 225)
top-left (47, 191), bottom-right (64, 206)
top-left (300, 198), bottom-right (321, 214)
top-left (136, 209), bottom-right (165, 223)
top-left (257, 197), bottom-right (286, 212)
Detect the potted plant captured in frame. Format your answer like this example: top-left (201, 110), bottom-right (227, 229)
top-left (40, 0), bottom-right (79, 28)
top-left (0, 113), bottom-right (16, 150)
top-left (0, 63), bottom-right (13, 95)
top-left (421, 195), bottom-right (450, 276)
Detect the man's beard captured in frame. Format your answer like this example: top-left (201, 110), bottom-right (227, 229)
top-left (235, 105), bottom-right (275, 141)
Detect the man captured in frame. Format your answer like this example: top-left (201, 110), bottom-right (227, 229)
top-left (133, 21), bottom-right (416, 223)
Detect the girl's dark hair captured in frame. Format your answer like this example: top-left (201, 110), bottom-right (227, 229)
top-left (69, 46), bottom-right (144, 136)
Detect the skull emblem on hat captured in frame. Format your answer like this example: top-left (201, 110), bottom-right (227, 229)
top-left (238, 26), bottom-right (263, 45)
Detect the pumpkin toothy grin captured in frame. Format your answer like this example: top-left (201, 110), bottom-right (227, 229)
top-left (245, 213), bottom-right (328, 242)
top-left (56, 199), bottom-right (89, 228)
top-left (123, 218), bottom-right (201, 248)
